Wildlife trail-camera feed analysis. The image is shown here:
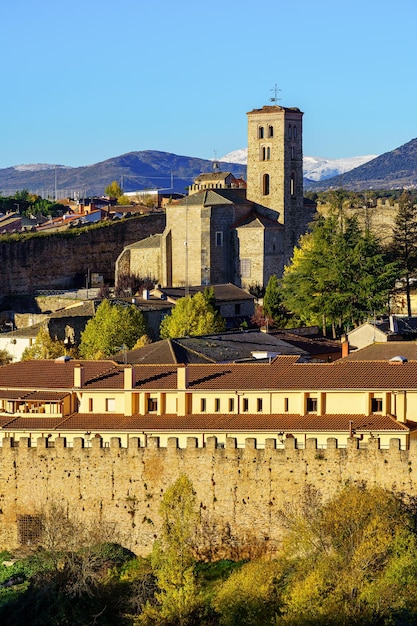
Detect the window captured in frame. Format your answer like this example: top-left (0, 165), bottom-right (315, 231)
top-left (258, 126), bottom-right (264, 139)
top-left (201, 398), bottom-right (206, 412)
top-left (288, 124), bottom-right (292, 139)
top-left (215, 398), bottom-right (220, 412)
top-left (105, 398), bottom-right (116, 412)
top-left (229, 398), bottom-right (234, 412)
top-left (262, 173), bottom-right (270, 196)
top-left (234, 303), bottom-right (241, 315)
top-left (243, 398), bottom-right (249, 412)
top-left (306, 397), bottom-right (317, 412)
top-left (290, 173), bottom-right (295, 196)
top-left (215, 231), bottom-right (223, 247)
top-left (88, 398), bottom-right (93, 412)
top-left (257, 398), bottom-right (263, 412)
top-left (371, 397), bottom-right (383, 412)
top-left (240, 259), bottom-right (251, 278)
top-left (284, 398), bottom-right (289, 412)
top-left (147, 397), bottom-right (158, 412)
top-left (293, 125), bottom-right (297, 138)
top-left (261, 146), bottom-right (270, 161)
top-left (268, 125), bottom-right (274, 138)
top-left (18, 514), bottom-right (42, 546)
top-left (291, 146), bottom-right (295, 159)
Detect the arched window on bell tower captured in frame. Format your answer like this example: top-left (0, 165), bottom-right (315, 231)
top-left (290, 172), bottom-right (296, 197)
top-left (258, 126), bottom-right (264, 139)
top-left (262, 174), bottom-right (270, 196)
top-left (260, 146), bottom-right (271, 161)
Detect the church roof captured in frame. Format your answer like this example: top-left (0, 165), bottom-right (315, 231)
top-left (152, 283), bottom-right (254, 303)
top-left (194, 172), bottom-right (233, 182)
top-left (124, 234), bottom-right (162, 250)
top-left (247, 105), bottom-right (303, 115)
top-left (233, 211), bottom-right (284, 229)
top-left (180, 188), bottom-right (252, 207)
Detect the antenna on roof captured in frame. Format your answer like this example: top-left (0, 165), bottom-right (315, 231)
top-left (270, 83), bottom-right (282, 104)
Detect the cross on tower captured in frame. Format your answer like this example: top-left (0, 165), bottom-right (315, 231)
top-left (269, 84), bottom-right (282, 104)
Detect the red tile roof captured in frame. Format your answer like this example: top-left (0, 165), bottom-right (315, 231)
top-left (2, 357), bottom-right (417, 393)
top-left (2, 412), bottom-right (407, 434)
top-left (3, 417), bottom-right (68, 430)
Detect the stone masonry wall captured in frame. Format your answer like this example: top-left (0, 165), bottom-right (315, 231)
top-left (0, 214), bottom-right (165, 296)
top-left (0, 435), bottom-right (416, 557)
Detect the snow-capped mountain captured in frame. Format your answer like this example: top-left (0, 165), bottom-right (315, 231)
top-left (220, 149), bottom-right (378, 182)
top-left (303, 155), bottom-right (378, 181)
top-left (13, 164), bottom-right (72, 172)
top-left (219, 149), bottom-right (248, 166)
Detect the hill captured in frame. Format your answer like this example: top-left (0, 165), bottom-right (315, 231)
top-left (2, 137), bottom-right (417, 197)
top-left (0, 152), bottom-right (247, 198)
top-left (305, 137), bottom-right (417, 191)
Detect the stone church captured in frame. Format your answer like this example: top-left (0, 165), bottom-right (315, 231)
top-left (116, 104), bottom-right (315, 290)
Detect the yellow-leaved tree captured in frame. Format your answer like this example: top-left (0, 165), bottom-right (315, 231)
top-left (139, 475), bottom-right (201, 625)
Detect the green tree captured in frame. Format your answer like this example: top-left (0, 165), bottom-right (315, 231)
top-left (159, 292), bottom-right (225, 339)
top-left (105, 180), bottom-right (123, 198)
top-left (0, 348), bottom-right (13, 365)
top-left (391, 190), bottom-right (417, 316)
top-left (263, 274), bottom-right (289, 327)
top-left (21, 326), bottom-right (73, 360)
top-left (140, 475), bottom-right (200, 625)
top-left (117, 194), bottom-right (133, 205)
top-left (79, 299), bottom-right (147, 359)
top-left (281, 213), bottom-right (396, 337)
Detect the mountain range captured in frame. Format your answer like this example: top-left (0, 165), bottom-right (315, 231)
top-left (0, 136), bottom-right (416, 197)
top-left (220, 149), bottom-right (378, 182)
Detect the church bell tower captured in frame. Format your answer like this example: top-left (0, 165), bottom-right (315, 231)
top-left (246, 104), bottom-right (304, 263)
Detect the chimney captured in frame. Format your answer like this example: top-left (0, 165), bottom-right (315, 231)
top-left (73, 363), bottom-right (84, 388)
top-left (142, 289), bottom-right (149, 300)
top-left (389, 315), bottom-right (398, 334)
top-left (124, 365), bottom-right (136, 389)
top-left (341, 334), bottom-right (349, 358)
top-left (177, 364), bottom-right (188, 389)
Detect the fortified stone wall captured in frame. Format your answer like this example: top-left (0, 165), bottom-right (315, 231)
top-left (0, 435), bottom-right (416, 557)
top-left (0, 214), bottom-right (165, 296)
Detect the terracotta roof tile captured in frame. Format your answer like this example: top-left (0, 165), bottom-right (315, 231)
top-left (0, 360), bottom-right (122, 390)
top-left (2, 357), bottom-right (417, 394)
top-left (343, 342), bottom-right (417, 361)
top-left (23, 412), bottom-right (406, 434)
top-left (3, 417), bottom-right (68, 430)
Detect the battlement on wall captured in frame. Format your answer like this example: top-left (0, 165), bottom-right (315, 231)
top-left (1, 432), bottom-right (417, 555)
top-left (0, 434), bottom-right (413, 458)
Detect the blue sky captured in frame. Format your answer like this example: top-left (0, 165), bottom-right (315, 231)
top-left (1, 0), bottom-right (416, 168)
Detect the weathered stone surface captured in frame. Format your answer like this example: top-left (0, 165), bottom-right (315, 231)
top-left (0, 436), bottom-right (415, 557)
top-left (0, 214), bottom-right (165, 296)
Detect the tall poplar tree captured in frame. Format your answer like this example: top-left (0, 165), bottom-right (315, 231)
top-left (391, 191), bottom-right (417, 316)
top-left (140, 475), bottom-right (200, 625)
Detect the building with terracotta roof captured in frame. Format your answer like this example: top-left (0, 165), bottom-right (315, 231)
top-left (0, 356), bottom-right (415, 450)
